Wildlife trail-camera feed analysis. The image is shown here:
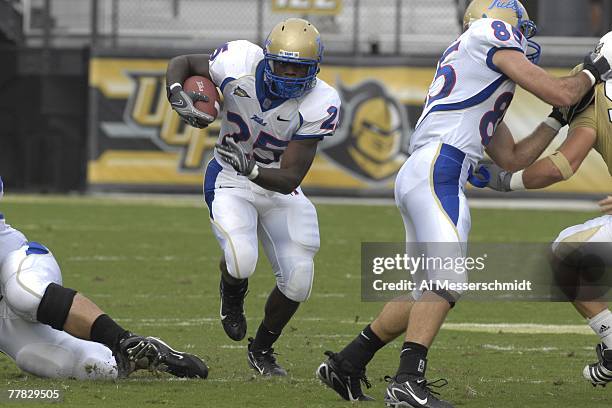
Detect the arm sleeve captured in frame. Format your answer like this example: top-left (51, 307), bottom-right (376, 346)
top-left (293, 86), bottom-right (342, 140)
top-left (208, 40), bottom-right (264, 92)
top-left (467, 19), bottom-right (527, 73)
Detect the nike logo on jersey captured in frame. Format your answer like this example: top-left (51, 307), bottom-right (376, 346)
top-left (233, 86), bottom-right (250, 98)
top-left (251, 115), bottom-right (267, 126)
top-left (172, 100), bottom-right (184, 107)
top-left (276, 115), bottom-right (291, 122)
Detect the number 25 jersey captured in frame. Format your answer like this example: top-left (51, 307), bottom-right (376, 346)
top-left (208, 40), bottom-right (340, 186)
top-left (410, 18), bottom-right (528, 167)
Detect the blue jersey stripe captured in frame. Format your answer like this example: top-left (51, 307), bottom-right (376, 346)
top-left (292, 134), bottom-right (328, 141)
top-left (432, 144), bottom-right (466, 227)
top-left (419, 75), bottom-right (509, 124)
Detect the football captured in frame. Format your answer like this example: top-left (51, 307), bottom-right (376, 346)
top-left (182, 75), bottom-right (220, 119)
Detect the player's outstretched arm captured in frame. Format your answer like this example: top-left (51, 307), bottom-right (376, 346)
top-left (493, 50), bottom-right (598, 107)
top-left (486, 119), bottom-right (559, 172)
top-left (216, 138), bottom-right (319, 194)
top-left (481, 125), bottom-right (596, 192)
top-left (519, 125), bottom-right (596, 189)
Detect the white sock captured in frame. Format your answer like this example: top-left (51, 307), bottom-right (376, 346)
top-left (588, 309), bottom-right (612, 348)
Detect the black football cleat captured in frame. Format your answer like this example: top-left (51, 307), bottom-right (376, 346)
top-left (583, 343), bottom-right (612, 387)
top-left (316, 351), bottom-right (374, 401)
top-left (145, 337), bottom-right (209, 378)
top-left (219, 279), bottom-right (248, 341)
top-left (113, 332), bottom-right (159, 378)
top-left (384, 375), bottom-right (453, 408)
top-left (247, 337), bottom-right (287, 376)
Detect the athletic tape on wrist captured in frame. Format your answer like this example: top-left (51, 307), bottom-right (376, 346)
top-left (544, 117), bottom-right (562, 132)
top-left (582, 69), bottom-right (597, 86)
top-left (248, 165), bottom-right (260, 180)
top-left (547, 151), bottom-right (574, 180)
top-left (510, 170), bottom-right (525, 191)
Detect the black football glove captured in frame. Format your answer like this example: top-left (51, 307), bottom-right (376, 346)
top-left (550, 85), bottom-right (595, 127)
top-left (583, 52), bottom-right (612, 84)
top-left (167, 85), bottom-right (214, 128)
top-left (215, 138), bottom-right (257, 179)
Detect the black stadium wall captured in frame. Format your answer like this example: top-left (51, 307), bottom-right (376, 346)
top-left (0, 46), bottom-right (89, 193)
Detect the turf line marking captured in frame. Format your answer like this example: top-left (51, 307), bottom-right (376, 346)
top-left (112, 317), bottom-right (594, 335)
top-left (442, 323), bottom-right (592, 335)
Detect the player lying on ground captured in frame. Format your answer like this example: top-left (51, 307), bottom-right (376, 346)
top-left (478, 39), bottom-right (612, 386)
top-left (0, 179), bottom-right (208, 380)
top-left (316, 1), bottom-right (610, 406)
top-left (165, 18), bottom-right (340, 376)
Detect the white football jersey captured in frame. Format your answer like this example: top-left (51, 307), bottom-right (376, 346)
top-left (411, 18), bottom-right (528, 166)
top-left (208, 40), bottom-right (340, 191)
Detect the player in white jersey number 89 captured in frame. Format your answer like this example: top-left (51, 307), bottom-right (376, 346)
top-left (317, 1), bottom-right (612, 407)
top-left (166, 19), bottom-right (341, 376)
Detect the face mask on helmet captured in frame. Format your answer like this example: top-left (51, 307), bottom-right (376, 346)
top-left (263, 18), bottom-right (323, 99)
top-left (514, 1), bottom-right (541, 64)
top-left (263, 51), bottom-right (319, 99)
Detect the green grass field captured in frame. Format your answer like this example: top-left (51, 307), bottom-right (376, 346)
top-left (0, 195), bottom-right (610, 407)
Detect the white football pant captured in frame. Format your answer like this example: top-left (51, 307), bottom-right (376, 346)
top-left (394, 142), bottom-right (472, 300)
top-left (0, 242), bottom-right (117, 379)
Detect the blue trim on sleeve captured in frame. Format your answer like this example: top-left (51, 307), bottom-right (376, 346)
top-left (486, 47), bottom-right (524, 73)
top-left (220, 77), bottom-right (236, 93)
top-left (292, 134), bottom-right (329, 140)
top-left (420, 75), bottom-right (508, 122)
top-left (26, 242), bottom-right (50, 256)
top-left (204, 158), bottom-right (223, 219)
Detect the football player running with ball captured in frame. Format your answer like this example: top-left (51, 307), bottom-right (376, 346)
top-left (166, 18), bottom-right (340, 376)
top-left (0, 178), bottom-right (208, 380)
top-left (479, 32), bottom-right (612, 388)
top-left (317, 1), bottom-right (610, 407)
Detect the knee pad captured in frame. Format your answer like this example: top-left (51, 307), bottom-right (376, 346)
top-left (37, 283), bottom-right (77, 330)
top-left (225, 242), bottom-right (257, 280)
top-left (278, 260), bottom-right (314, 302)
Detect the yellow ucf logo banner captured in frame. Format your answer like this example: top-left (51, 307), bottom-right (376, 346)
top-left (88, 57), bottom-right (611, 193)
top-left (87, 57), bottom-right (417, 189)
